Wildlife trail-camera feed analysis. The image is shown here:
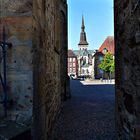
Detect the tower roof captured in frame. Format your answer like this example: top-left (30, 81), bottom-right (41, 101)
top-left (78, 16), bottom-right (88, 46)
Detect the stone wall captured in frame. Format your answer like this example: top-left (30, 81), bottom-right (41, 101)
top-left (0, 0), bottom-right (68, 139)
top-left (32, 0), bottom-right (68, 139)
top-left (60, 9), bottom-right (68, 101)
top-left (0, 0), bottom-right (33, 121)
top-left (115, 0), bottom-right (140, 139)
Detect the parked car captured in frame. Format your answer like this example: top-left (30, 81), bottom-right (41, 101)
top-left (77, 75), bottom-right (86, 81)
top-left (70, 74), bottom-right (77, 79)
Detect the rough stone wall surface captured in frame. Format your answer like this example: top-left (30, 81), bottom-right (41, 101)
top-left (0, 0), bottom-right (33, 121)
top-left (0, 0), bottom-right (68, 139)
top-left (0, 0), bottom-right (32, 17)
top-left (32, 0), bottom-right (68, 139)
top-left (115, 0), bottom-right (140, 139)
top-left (60, 8), bottom-right (68, 101)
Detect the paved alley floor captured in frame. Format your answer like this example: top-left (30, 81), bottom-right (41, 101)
top-left (53, 80), bottom-right (116, 140)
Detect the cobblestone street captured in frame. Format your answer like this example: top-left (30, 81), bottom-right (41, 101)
top-left (53, 80), bottom-right (116, 140)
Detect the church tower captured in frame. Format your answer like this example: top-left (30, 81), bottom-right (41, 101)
top-left (78, 16), bottom-right (89, 50)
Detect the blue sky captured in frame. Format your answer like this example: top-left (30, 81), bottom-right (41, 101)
top-left (67, 0), bottom-right (114, 50)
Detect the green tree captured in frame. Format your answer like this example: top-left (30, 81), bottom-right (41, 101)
top-left (99, 53), bottom-right (115, 79)
top-left (110, 59), bottom-right (115, 73)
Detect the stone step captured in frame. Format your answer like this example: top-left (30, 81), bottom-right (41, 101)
top-left (0, 120), bottom-right (31, 140)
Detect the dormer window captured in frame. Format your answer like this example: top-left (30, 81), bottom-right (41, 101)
top-left (102, 48), bottom-right (108, 54)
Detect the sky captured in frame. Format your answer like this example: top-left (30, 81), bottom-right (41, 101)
top-left (67, 0), bottom-right (114, 50)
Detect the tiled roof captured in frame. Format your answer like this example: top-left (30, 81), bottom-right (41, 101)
top-left (73, 50), bottom-right (79, 56)
top-left (98, 36), bottom-right (114, 55)
top-left (68, 50), bottom-right (77, 57)
top-left (73, 50), bottom-right (95, 56)
top-left (79, 49), bottom-right (89, 56)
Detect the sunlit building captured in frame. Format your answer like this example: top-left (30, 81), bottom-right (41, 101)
top-left (68, 50), bottom-right (78, 78)
top-left (93, 36), bottom-right (115, 79)
top-left (75, 16), bottom-right (95, 77)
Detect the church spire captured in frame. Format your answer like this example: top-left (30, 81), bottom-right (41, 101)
top-left (78, 16), bottom-right (88, 47)
top-left (81, 15), bottom-right (85, 31)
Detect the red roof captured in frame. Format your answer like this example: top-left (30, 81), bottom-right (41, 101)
top-left (68, 50), bottom-right (77, 58)
top-left (98, 36), bottom-right (114, 55)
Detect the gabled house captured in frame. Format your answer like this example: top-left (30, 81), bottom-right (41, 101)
top-left (93, 36), bottom-right (115, 79)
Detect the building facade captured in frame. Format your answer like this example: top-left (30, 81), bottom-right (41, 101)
top-left (68, 50), bottom-right (78, 78)
top-left (93, 51), bottom-right (104, 79)
top-left (93, 36), bottom-right (115, 79)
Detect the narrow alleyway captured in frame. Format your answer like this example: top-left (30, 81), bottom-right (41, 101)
top-left (53, 80), bottom-right (116, 140)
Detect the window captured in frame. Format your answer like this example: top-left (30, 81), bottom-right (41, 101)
top-left (73, 63), bottom-right (75, 67)
top-left (102, 48), bottom-right (108, 54)
top-left (73, 68), bottom-right (76, 72)
top-left (99, 56), bottom-right (103, 61)
top-left (70, 63), bottom-right (72, 67)
top-left (70, 68), bottom-right (72, 73)
top-left (70, 58), bottom-right (72, 62)
top-left (86, 69), bottom-right (89, 74)
top-left (99, 69), bottom-right (103, 74)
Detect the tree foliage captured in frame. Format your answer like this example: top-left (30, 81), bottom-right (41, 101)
top-left (99, 53), bottom-right (115, 73)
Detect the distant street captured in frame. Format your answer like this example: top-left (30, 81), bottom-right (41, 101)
top-left (53, 80), bottom-right (116, 140)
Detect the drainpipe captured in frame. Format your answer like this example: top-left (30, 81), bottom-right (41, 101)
top-left (0, 26), bottom-right (12, 117)
top-left (0, 26), bottom-right (7, 117)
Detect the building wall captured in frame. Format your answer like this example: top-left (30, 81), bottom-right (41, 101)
top-left (94, 52), bottom-right (115, 79)
top-left (0, 0), bottom-right (33, 121)
top-left (115, 1), bottom-right (140, 139)
top-left (94, 53), bottom-right (104, 79)
top-left (0, 0), bottom-right (68, 139)
top-left (33, 0), bottom-right (68, 139)
top-left (60, 6), bottom-right (68, 101)
top-left (68, 57), bottom-right (78, 77)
